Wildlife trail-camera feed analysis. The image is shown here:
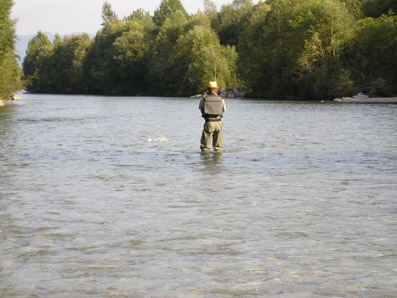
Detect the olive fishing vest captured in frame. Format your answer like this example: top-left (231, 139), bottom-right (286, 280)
top-left (203, 95), bottom-right (224, 121)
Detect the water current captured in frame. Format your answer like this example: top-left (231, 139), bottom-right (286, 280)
top-left (1, 93), bottom-right (396, 297)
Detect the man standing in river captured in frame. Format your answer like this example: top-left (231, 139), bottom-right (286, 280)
top-left (199, 81), bottom-right (226, 153)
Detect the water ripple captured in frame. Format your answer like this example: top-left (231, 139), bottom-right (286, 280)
top-left (1, 94), bottom-right (396, 297)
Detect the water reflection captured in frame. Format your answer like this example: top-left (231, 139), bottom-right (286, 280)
top-left (200, 151), bottom-right (223, 165)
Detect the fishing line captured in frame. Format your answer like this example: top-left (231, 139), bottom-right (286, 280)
top-left (177, 42), bottom-right (199, 97)
top-left (177, 56), bottom-right (194, 97)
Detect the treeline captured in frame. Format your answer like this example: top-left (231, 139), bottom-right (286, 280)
top-left (0, 0), bottom-right (21, 100)
top-left (23, 0), bottom-right (397, 99)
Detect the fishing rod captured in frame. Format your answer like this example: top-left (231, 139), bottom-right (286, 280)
top-left (177, 42), bottom-right (199, 97)
top-left (177, 56), bottom-right (195, 97)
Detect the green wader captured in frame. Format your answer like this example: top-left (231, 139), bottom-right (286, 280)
top-left (200, 121), bottom-right (222, 152)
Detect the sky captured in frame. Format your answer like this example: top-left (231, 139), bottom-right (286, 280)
top-left (11, 0), bottom-right (256, 36)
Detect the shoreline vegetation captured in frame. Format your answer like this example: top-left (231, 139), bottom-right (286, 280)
top-left (333, 93), bottom-right (397, 103)
top-left (1, 1), bottom-right (396, 102)
top-left (0, 0), bottom-right (22, 103)
top-left (20, 0), bottom-right (397, 100)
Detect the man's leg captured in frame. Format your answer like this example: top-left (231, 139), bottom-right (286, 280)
top-left (212, 122), bottom-right (222, 152)
top-left (200, 122), bottom-right (212, 152)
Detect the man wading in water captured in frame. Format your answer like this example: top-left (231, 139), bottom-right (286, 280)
top-left (199, 81), bottom-right (226, 153)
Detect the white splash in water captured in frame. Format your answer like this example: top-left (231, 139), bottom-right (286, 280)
top-left (147, 137), bottom-right (168, 143)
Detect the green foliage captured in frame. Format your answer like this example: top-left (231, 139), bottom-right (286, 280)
top-left (204, 0), bottom-right (217, 16)
top-left (0, 0), bottom-right (21, 99)
top-left (153, 0), bottom-right (188, 27)
top-left (22, 32), bottom-right (53, 92)
top-left (345, 13), bottom-right (397, 95)
top-left (102, 1), bottom-right (118, 25)
top-left (150, 11), bottom-right (237, 95)
top-left (148, 10), bottom-right (190, 95)
top-left (296, 0), bottom-right (356, 99)
top-left (124, 9), bottom-right (152, 23)
top-left (82, 7), bottom-right (125, 95)
top-left (338, 0), bottom-right (364, 19)
top-left (212, 0), bottom-right (254, 47)
top-left (149, 12), bottom-right (237, 96)
top-left (362, 0), bottom-right (397, 18)
top-left (237, 1), bottom-right (271, 94)
top-left (21, 0), bottom-right (397, 99)
top-left (174, 17), bottom-right (237, 95)
top-left (23, 32), bottom-right (92, 94)
top-left (49, 34), bottom-right (92, 93)
top-left (112, 16), bottom-right (156, 95)
top-left (239, 0), bottom-right (355, 99)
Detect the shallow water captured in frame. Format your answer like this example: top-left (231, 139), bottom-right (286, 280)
top-left (1, 94), bottom-right (396, 297)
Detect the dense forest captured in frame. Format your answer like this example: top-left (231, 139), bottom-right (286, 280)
top-left (0, 0), bottom-right (21, 102)
top-left (23, 0), bottom-right (397, 99)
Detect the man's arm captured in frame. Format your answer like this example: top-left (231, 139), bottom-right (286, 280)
top-left (199, 98), bottom-right (204, 113)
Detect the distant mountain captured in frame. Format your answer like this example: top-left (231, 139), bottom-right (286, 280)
top-left (16, 32), bottom-right (94, 66)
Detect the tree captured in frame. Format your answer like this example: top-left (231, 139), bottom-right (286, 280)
top-left (153, 0), bottom-right (188, 27)
top-left (22, 32), bottom-right (53, 92)
top-left (237, 1), bottom-right (271, 93)
top-left (174, 17), bottom-right (237, 95)
top-left (212, 0), bottom-right (254, 47)
top-left (149, 12), bottom-right (237, 96)
top-left (48, 34), bottom-right (92, 93)
top-left (296, 0), bottom-right (356, 99)
top-left (338, 0), bottom-right (364, 19)
top-left (0, 0), bottom-right (20, 100)
top-left (345, 13), bottom-right (397, 95)
top-left (239, 0), bottom-right (355, 99)
top-left (204, 0), bottom-right (217, 15)
top-left (149, 10), bottom-right (190, 95)
top-left (124, 8), bottom-right (152, 23)
top-left (82, 3), bottom-right (124, 95)
top-left (102, 1), bottom-right (118, 25)
top-left (112, 14), bottom-right (156, 95)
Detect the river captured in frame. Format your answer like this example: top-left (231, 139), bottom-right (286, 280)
top-left (1, 93), bottom-right (396, 297)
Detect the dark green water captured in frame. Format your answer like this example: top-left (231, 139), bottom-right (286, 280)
top-left (1, 93), bottom-right (396, 297)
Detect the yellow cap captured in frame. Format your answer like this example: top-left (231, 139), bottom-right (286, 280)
top-left (208, 81), bottom-right (218, 89)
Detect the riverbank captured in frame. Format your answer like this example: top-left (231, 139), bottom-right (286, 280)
top-left (5, 91), bottom-right (397, 104)
top-left (0, 94), bottom-right (22, 107)
top-left (333, 93), bottom-right (397, 104)
top-left (0, 99), bottom-right (9, 107)
top-left (191, 87), bottom-right (246, 99)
